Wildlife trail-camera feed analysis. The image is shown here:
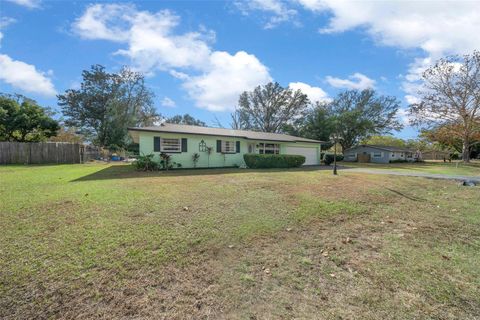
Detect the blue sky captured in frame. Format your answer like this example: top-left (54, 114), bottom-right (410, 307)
top-left (1, 0), bottom-right (479, 139)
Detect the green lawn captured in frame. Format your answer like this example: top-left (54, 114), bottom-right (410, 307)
top-left (1, 164), bottom-right (479, 319)
top-left (343, 160), bottom-right (480, 176)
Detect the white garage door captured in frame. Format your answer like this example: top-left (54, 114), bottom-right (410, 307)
top-left (285, 147), bottom-right (319, 165)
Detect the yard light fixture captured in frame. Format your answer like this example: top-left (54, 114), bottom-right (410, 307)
top-left (329, 118), bottom-right (340, 176)
top-left (333, 141), bottom-right (337, 175)
top-left (330, 133), bottom-right (339, 176)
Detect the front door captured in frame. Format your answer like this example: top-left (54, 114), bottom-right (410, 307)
top-left (248, 143), bottom-right (256, 153)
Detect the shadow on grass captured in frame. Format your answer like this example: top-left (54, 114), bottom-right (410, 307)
top-left (385, 187), bottom-right (426, 202)
top-left (71, 164), bottom-right (352, 182)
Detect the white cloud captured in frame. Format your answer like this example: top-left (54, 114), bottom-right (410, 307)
top-left (232, 1), bottom-right (480, 102)
top-left (401, 57), bottom-right (467, 106)
top-left (0, 54), bottom-right (56, 96)
top-left (183, 51), bottom-right (271, 111)
top-left (295, 0), bottom-right (480, 103)
top-left (0, 17), bottom-right (15, 29)
top-left (73, 4), bottom-right (272, 111)
top-left (6, 0), bottom-right (41, 9)
top-left (73, 4), bottom-right (213, 71)
top-left (161, 97), bottom-right (176, 108)
top-left (73, 3), bottom-right (132, 42)
top-left (169, 70), bottom-right (189, 80)
top-left (396, 108), bottom-right (412, 125)
top-left (118, 16), bottom-right (213, 72)
top-left (288, 81), bottom-right (330, 103)
top-left (400, 56), bottom-right (433, 105)
top-left (325, 72), bottom-right (375, 90)
top-left (404, 95), bottom-right (420, 105)
top-left (0, 15), bottom-right (55, 97)
top-left (297, 1), bottom-right (480, 57)
top-left (0, 17), bottom-right (16, 46)
top-left (235, 0), bottom-right (298, 29)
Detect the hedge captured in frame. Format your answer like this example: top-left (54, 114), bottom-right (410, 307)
top-left (389, 159), bottom-right (408, 163)
top-left (243, 153), bottom-right (305, 168)
top-left (324, 154), bottom-right (344, 165)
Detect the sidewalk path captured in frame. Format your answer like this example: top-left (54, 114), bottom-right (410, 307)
top-left (343, 168), bottom-right (480, 182)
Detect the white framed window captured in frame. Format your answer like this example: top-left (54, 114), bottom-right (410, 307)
top-left (391, 153), bottom-right (395, 157)
top-left (373, 152), bottom-right (382, 158)
top-left (221, 140), bottom-right (236, 153)
top-left (406, 152), bottom-right (413, 158)
top-left (257, 143), bottom-right (280, 154)
top-left (161, 138), bottom-right (181, 152)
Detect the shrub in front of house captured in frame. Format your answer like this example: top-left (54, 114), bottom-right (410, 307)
top-left (133, 153), bottom-right (160, 171)
top-left (243, 154), bottom-right (305, 168)
top-left (389, 159), bottom-right (408, 163)
top-left (133, 153), bottom-right (183, 171)
top-left (323, 154), bottom-right (344, 165)
top-left (451, 153), bottom-right (460, 160)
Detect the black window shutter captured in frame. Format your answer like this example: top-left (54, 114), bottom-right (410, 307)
top-left (216, 140), bottom-right (222, 153)
top-left (154, 136), bottom-right (161, 152)
top-left (181, 138), bottom-right (187, 152)
top-left (236, 141), bottom-right (240, 153)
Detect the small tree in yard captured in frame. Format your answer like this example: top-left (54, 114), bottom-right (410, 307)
top-left (206, 146), bottom-right (212, 168)
top-left (160, 153), bottom-right (172, 170)
top-left (409, 51), bottom-right (480, 162)
top-left (133, 153), bottom-right (159, 171)
top-left (0, 94), bottom-right (59, 142)
top-left (58, 65), bottom-right (160, 149)
top-left (192, 153), bottom-right (200, 168)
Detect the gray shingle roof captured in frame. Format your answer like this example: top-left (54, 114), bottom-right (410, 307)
top-left (128, 123), bottom-right (322, 143)
top-left (346, 144), bottom-right (416, 152)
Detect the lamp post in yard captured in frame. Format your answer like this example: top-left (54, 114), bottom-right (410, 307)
top-left (332, 133), bottom-right (338, 175)
top-left (330, 118), bottom-right (339, 175)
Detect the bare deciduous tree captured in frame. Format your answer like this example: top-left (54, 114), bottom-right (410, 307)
top-left (230, 107), bottom-right (251, 130)
top-left (409, 51), bottom-right (480, 162)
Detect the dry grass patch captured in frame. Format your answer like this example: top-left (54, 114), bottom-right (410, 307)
top-left (1, 164), bottom-right (479, 319)
top-left (343, 160), bottom-right (480, 176)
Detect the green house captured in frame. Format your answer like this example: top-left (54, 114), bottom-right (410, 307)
top-left (128, 123), bottom-right (323, 168)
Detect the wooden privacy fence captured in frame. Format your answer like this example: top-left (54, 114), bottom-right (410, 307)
top-left (80, 144), bottom-right (104, 162)
top-left (0, 142), bottom-right (82, 164)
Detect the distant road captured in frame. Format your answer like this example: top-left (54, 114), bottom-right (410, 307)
top-left (343, 167), bottom-right (480, 182)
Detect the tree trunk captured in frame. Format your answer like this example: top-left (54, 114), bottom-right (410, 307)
top-left (462, 139), bottom-right (470, 163)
